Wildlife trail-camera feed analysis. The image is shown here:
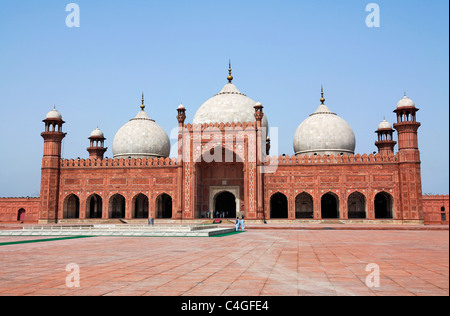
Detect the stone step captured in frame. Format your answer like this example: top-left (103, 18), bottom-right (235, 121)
top-left (0, 226), bottom-right (235, 237)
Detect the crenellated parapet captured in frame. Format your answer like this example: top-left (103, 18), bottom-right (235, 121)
top-left (61, 157), bottom-right (178, 168)
top-left (422, 194), bottom-right (450, 200)
top-left (266, 153), bottom-right (398, 165)
top-left (183, 121), bottom-right (257, 132)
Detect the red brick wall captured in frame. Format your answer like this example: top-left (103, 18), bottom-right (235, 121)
top-left (422, 195), bottom-right (449, 225)
top-left (0, 198), bottom-right (40, 222)
top-left (57, 158), bottom-right (179, 221)
top-left (263, 154), bottom-right (404, 221)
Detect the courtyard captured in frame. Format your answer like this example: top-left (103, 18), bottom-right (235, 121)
top-left (0, 228), bottom-right (448, 296)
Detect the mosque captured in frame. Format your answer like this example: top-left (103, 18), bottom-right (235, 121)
top-left (0, 64), bottom-right (448, 224)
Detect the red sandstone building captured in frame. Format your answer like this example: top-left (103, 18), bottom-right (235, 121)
top-left (0, 68), bottom-right (448, 224)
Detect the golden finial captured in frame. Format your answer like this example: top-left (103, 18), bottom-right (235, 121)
top-left (320, 85), bottom-right (325, 104)
top-left (227, 59), bottom-right (233, 83)
top-left (141, 92), bottom-right (145, 110)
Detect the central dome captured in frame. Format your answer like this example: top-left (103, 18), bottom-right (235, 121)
top-left (193, 83), bottom-right (269, 131)
top-left (193, 63), bottom-right (269, 132)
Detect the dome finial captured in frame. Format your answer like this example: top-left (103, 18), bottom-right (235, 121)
top-left (227, 59), bottom-right (233, 83)
top-left (141, 92), bottom-right (145, 110)
top-left (320, 85), bottom-right (325, 105)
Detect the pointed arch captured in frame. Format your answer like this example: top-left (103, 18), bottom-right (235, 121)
top-left (86, 194), bottom-right (103, 219)
top-left (374, 191), bottom-right (394, 219)
top-left (321, 192), bottom-right (339, 219)
top-left (348, 192), bottom-right (366, 219)
top-left (214, 191), bottom-right (236, 218)
top-left (270, 192), bottom-right (288, 219)
top-left (17, 209), bottom-right (26, 221)
top-left (295, 192), bottom-right (314, 219)
top-left (63, 194), bottom-right (80, 219)
top-left (155, 193), bottom-right (172, 219)
top-left (109, 194), bottom-right (126, 219)
top-left (133, 193), bottom-right (149, 219)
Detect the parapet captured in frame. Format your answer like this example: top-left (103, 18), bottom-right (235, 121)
top-left (266, 153), bottom-right (398, 165)
top-left (61, 157), bottom-right (178, 168)
top-left (422, 194), bottom-right (450, 200)
top-left (183, 121), bottom-right (257, 132)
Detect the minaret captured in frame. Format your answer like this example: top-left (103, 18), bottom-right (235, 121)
top-left (176, 103), bottom-right (186, 220)
top-left (393, 93), bottom-right (421, 160)
top-left (254, 101), bottom-right (265, 220)
top-left (87, 128), bottom-right (107, 160)
top-left (39, 106), bottom-right (66, 223)
top-left (375, 118), bottom-right (396, 155)
top-left (393, 93), bottom-right (423, 222)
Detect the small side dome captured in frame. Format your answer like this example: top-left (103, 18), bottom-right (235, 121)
top-left (46, 107), bottom-right (62, 120)
top-left (397, 94), bottom-right (415, 108)
top-left (112, 96), bottom-right (170, 159)
top-left (377, 119), bottom-right (392, 130)
top-left (293, 87), bottom-right (356, 156)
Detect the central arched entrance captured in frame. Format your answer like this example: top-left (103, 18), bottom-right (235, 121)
top-left (214, 191), bottom-right (236, 218)
top-left (195, 146), bottom-right (244, 219)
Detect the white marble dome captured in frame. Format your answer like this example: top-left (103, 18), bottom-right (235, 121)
top-left (112, 109), bottom-right (170, 159)
top-left (293, 103), bottom-right (356, 156)
top-left (397, 95), bottom-right (415, 108)
top-left (193, 82), bottom-right (269, 132)
top-left (46, 107), bottom-right (62, 120)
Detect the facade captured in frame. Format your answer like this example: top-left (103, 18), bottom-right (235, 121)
top-left (0, 67), bottom-right (448, 224)
top-left (422, 195), bottom-right (450, 225)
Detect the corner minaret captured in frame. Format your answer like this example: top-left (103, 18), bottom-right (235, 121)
top-left (393, 93), bottom-right (421, 161)
top-left (87, 128), bottom-right (107, 160)
top-left (39, 106), bottom-right (66, 223)
top-left (393, 93), bottom-right (423, 222)
top-left (375, 118), bottom-right (396, 155)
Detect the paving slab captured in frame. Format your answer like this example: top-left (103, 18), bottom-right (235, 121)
top-left (0, 230), bottom-right (447, 296)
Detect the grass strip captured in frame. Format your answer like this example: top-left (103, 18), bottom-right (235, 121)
top-left (210, 230), bottom-right (245, 237)
top-left (0, 236), bottom-right (93, 246)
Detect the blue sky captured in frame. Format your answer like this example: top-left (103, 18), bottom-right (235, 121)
top-left (0, 0), bottom-right (448, 196)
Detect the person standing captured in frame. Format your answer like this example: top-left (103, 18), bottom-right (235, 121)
top-left (240, 216), bottom-right (245, 231)
top-left (235, 217), bottom-right (240, 231)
